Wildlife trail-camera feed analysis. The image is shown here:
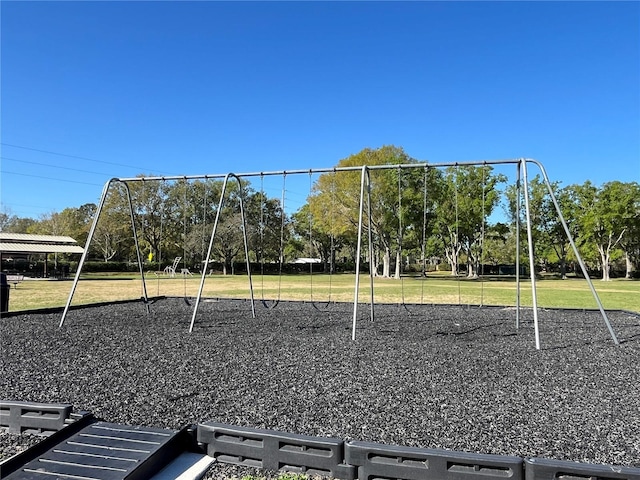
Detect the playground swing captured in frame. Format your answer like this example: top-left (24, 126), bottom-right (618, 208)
top-left (180, 179), bottom-right (192, 305)
top-left (452, 164), bottom-right (489, 308)
top-left (454, 164), bottom-right (462, 306)
top-left (396, 166), bottom-right (410, 311)
top-left (201, 177), bottom-right (208, 269)
top-left (155, 198), bottom-right (165, 296)
top-left (324, 170), bottom-right (338, 306)
top-left (308, 170), bottom-right (336, 310)
top-left (419, 166), bottom-right (429, 302)
top-left (199, 177), bottom-right (219, 276)
top-left (479, 163), bottom-right (487, 306)
top-left (138, 178), bottom-right (152, 307)
top-left (259, 174), bottom-right (286, 309)
top-left (396, 166), bottom-right (430, 314)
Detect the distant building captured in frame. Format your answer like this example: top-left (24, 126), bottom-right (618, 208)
top-left (293, 257), bottom-right (321, 264)
top-left (0, 233), bottom-right (84, 277)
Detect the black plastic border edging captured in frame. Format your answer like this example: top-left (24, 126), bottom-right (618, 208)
top-left (0, 401), bottom-right (73, 434)
top-left (197, 423), bottom-right (640, 480)
top-left (524, 457), bottom-right (640, 480)
top-left (198, 422), bottom-right (356, 479)
top-left (346, 440), bottom-right (524, 480)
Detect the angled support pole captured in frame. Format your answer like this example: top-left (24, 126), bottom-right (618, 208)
top-left (124, 180), bottom-right (150, 312)
top-left (527, 159), bottom-right (619, 345)
top-left (60, 178), bottom-right (150, 328)
top-left (352, 166), bottom-right (374, 341)
top-left (190, 173), bottom-right (255, 332)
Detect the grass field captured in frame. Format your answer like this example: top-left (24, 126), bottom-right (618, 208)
top-left (4, 271), bottom-right (639, 313)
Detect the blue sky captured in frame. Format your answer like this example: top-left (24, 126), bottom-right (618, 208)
top-left (1, 1), bottom-right (639, 219)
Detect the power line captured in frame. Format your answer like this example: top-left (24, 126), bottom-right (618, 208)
top-left (1, 156), bottom-right (113, 177)
top-left (1, 170), bottom-right (103, 187)
top-left (0, 201), bottom-right (61, 213)
top-left (1, 142), bottom-right (174, 175)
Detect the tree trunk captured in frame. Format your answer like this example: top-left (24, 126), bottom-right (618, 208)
top-left (599, 248), bottom-right (610, 281)
top-left (560, 244), bottom-right (567, 279)
top-left (560, 258), bottom-right (567, 280)
top-left (467, 258), bottom-right (476, 278)
top-left (625, 251), bottom-right (633, 279)
top-left (447, 249), bottom-right (457, 276)
top-left (394, 250), bottom-right (401, 280)
top-left (382, 247), bottom-right (391, 278)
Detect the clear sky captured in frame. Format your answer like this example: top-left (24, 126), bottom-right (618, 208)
top-left (1, 1), bottom-right (639, 219)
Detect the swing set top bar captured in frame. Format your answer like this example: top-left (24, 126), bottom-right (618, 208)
top-left (113, 158), bottom-right (525, 183)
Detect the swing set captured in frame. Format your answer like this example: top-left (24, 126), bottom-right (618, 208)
top-left (58, 159), bottom-right (620, 349)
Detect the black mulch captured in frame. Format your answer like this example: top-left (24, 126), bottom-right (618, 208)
top-left (1, 298), bottom-right (639, 474)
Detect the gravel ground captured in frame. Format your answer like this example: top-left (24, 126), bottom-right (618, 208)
top-left (0, 432), bottom-right (41, 461)
top-left (1, 298), bottom-right (639, 475)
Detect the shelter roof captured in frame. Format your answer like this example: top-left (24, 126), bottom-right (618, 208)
top-left (0, 233), bottom-right (84, 254)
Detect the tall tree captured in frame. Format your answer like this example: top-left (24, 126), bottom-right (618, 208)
top-left (0, 207), bottom-right (37, 233)
top-left (198, 178), bottom-right (267, 274)
top-left (544, 185), bottom-right (578, 279)
top-left (570, 181), bottom-right (636, 281)
top-left (434, 166), bottom-right (506, 277)
top-left (291, 204), bottom-right (334, 270)
top-left (620, 182), bottom-right (640, 278)
top-left (244, 189), bottom-right (287, 266)
top-left (309, 145), bottom-right (419, 278)
top-left (92, 183), bottom-right (133, 262)
top-left (506, 175), bottom-right (575, 278)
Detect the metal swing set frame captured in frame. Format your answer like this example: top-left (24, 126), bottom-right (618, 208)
top-left (59, 158), bottom-right (619, 349)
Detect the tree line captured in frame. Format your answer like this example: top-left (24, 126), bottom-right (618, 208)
top-left (1, 146), bottom-right (638, 280)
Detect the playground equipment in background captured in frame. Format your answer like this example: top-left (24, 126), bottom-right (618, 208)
top-left (58, 159), bottom-right (620, 349)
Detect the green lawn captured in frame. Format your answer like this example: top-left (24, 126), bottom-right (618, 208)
top-left (4, 272), bottom-right (639, 313)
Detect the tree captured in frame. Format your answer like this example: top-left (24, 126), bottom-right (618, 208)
top-left (544, 186), bottom-right (579, 279)
top-left (505, 175), bottom-right (575, 278)
top-left (291, 204), bottom-right (335, 270)
top-left (198, 178), bottom-right (275, 275)
top-left (0, 209), bottom-right (13, 231)
top-left (434, 166), bottom-right (506, 277)
top-left (93, 183), bottom-right (133, 262)
top-left (0, 207), bottom-right (37, 233)
top-left (482, 222), bottom-right (513, 267)
top-left (244, 189), bottom-right (287, 266)
top-left (617, 182), bottom-right (640, 279)
top-left (570, 181), bottom-right (637, 281)
top-left (309, 145), bottom-right (420, 278)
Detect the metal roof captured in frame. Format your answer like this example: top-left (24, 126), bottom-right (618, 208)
top-left (0, 233), bottom-right (80, 244)
top-left (0, 233), bottom-right (84, 254)
top-left (0, 242), bottom-right (85, 254)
